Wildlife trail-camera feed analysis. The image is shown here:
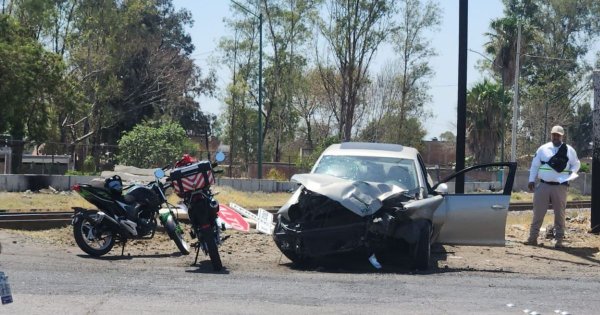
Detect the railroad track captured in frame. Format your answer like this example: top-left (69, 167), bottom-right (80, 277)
top-left (508, 200), bottom-right (591, 211)
top-left (0, 208), bottom-right (280, 229)
top-left (0, 201), bottom-right (591, 229)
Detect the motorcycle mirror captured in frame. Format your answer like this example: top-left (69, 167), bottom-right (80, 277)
top-left (154, 168), bottom-right (165, 178)
top-left (215, 151), bottom-right (225, 162)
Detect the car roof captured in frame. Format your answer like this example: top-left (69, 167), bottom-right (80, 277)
top-left (321, 142), bottom-right (419, 159)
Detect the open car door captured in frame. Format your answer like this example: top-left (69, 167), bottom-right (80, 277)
top-left (431, 162), bottom-right (517, 246)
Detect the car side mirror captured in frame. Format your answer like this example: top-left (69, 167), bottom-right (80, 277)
top-left (435, 183), bottom-right (448, 195)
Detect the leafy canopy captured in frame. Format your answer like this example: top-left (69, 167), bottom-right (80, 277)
top-left (117, 121), bottom-right (197, 168)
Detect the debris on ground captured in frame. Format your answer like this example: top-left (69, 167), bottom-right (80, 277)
top-left (5, 209), bottom-right (600, 276)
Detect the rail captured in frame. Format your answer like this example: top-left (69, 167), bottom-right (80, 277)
top-left (0, 201), bottom-right (591, 229)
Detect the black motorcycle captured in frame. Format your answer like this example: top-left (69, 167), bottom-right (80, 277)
top-left (71, 168), bottom-right (190, 257)
top-left (168, 152), bottom-right (225, 271)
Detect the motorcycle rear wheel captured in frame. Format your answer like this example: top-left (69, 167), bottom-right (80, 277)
top-left (200, 227), bottom-right (223, 271)
top-left (164, 214), bottom-right (191, 255)
top-left (73, 213), bottom-right (115, 257)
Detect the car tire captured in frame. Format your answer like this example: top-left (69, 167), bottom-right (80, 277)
top-left (273, 217), bottom-right (312, 267)
top-left (411, 221), bottom-right (431, 270)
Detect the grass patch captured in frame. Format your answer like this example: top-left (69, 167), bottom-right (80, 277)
top-left (510, 190), bottom-right (589, 203)
top-left (0, 185), bottom-right (293, 212)
top-left (0, 192), bottom-right (93, 211)
top-left (213, 186), bottom-right (292, 209)
top-left (506, 209), bottom-right (589, 227)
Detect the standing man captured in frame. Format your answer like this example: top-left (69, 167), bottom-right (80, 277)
top-left (526, 125), bottom-right (580, 248)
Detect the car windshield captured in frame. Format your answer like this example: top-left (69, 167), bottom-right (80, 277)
top-left (313, 155), bottom-right (419, 191)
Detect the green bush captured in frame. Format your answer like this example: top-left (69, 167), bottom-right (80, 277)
top-left (296, 136), bottom-right (340, 171)
top-left (65, 170), bottom-right (99, 176)
top-left (579, 163), bottom-right (590, 173)
top-left (266, 168), bottom-right (287, 181)
top-left (117, 121), bottom-right (198, 168)
top-left (82, 156), bottom-right (96, 173)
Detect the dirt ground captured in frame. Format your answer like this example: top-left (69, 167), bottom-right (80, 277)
top-left (2, 209), bottom-right (600, 278)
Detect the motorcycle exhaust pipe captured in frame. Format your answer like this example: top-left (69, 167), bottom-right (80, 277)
top-left (97, 211), bottom-right (138, 236)
top-left (97, 211), bottom-right (117, 225)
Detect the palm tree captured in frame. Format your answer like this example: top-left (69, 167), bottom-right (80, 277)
top-left (484, 0), bottom-right (537, 89)
top-left (485, 17), bottom-right (516, 88)
top-left (467, 79), bottom-right (511, 164)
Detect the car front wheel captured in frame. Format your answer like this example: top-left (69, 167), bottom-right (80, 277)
top-left (411, 221), bottom-right (431, 270)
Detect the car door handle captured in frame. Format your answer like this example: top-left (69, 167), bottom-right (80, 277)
top-left (491, 204), bottom-right (507, 210)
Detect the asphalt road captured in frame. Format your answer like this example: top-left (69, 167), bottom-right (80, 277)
top-left (1, 230), bottom-right (599, 315)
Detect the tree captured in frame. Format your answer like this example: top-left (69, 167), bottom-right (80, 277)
top-left (359, 0), bottom-right (439, 146)
top-left (0, 14), bottom-right (66, 173)
top-left (483, 0), bottom-right (600, 157)
top-left (220, 12), bottom-right (261, 173)
top-left (439, 131), bottom-right (455, 142)
top-left (568, 102), bottom-right (592, 157)
top-left (117, 121), bottom-right (196, 168)
top-left (389, 0), bottom-right (439, 126)
top-left (466, 79), bottom-right (511, 164)
top-left (359, 114), bottom-right (426, 151)
top-left (221, 0), bottom-right (318, 163)
top-left (61, 0), bottom-right (214, 168)
top-left (518, 0), bottom-right (600, 147)
top-left (316, 0), bottom-right (397, 141)
top-left (289, 65), bottom-right (350, 154)
top-left (483, 0), bottom-right (537, 89)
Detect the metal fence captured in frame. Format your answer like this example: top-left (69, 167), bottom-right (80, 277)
top-left (0, 139), bottom-right (311, 179)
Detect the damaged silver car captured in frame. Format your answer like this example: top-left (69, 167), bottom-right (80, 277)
top-left (273, 142), bottom-right (516, 270)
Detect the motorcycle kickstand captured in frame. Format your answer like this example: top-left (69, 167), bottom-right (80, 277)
top-left (193, 244), bottom-right (201, 265)
top-left (121, 241), bottom-right (126, 256)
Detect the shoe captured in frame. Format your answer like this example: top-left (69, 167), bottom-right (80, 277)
top-left (554, 239), bottom-right (564, 248)
top-left (524, 237), bottom-right (538, 246)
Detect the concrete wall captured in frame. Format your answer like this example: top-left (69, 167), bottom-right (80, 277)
top-left (0, 172), bottom-right (592, 194)
top-left (216, 178), bottom-right (297, 193)
top-left (513, 171), bottom-right (591, 195)
top-left (0, 175), bottom-right (98, 192)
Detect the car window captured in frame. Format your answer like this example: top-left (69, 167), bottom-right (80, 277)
top-left (438, 165), bottom-right (513, 195)
top-left (417, 154), bottom-right (432, 196)
top-left (313, 155), bottom-right (419, 191)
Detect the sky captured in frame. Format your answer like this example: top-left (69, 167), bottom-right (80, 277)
top-left (171, 0), bottom-right (507, 140)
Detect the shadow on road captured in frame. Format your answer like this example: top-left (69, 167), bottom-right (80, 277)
top-left (77, 251), bottom-right (185, 260)
top-left (507, 245), bottom-right (600, 266)
top-left (185, 260), bottom-right (230, 274)
top-left (557, 246), bottom-right (600, 265)
top-left (276, 244), bottom-right (516, 275)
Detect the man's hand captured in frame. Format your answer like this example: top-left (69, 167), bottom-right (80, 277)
top-left (528, 182), bottom-right (535, 192)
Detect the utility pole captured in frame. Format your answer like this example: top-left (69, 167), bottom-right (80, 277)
top-left (258, 12), bottom-right (263, 179)
top-left (592, 69), bottom-right (600, 233)
top-left (511, 23), bottom-right (521, 162)
top-left (455, 0), bottom-right (468, 193)
top-left (231, 0), bottom-right (263, 179)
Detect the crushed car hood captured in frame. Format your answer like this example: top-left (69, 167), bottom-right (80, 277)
top-left (279, 173), bottom-right (408, 217)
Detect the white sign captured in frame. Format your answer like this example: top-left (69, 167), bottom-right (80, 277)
top-left (229, 203), bottom-right (258, 221)
top-left (256, 208), bottom-right (274, 235)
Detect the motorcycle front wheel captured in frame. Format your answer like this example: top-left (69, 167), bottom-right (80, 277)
top-left (200, 227), bottom-right (223, 271)
top-left (164, 214), bottom-right (191, 255)
top-left (73, 212), bottom-right (115, 257)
